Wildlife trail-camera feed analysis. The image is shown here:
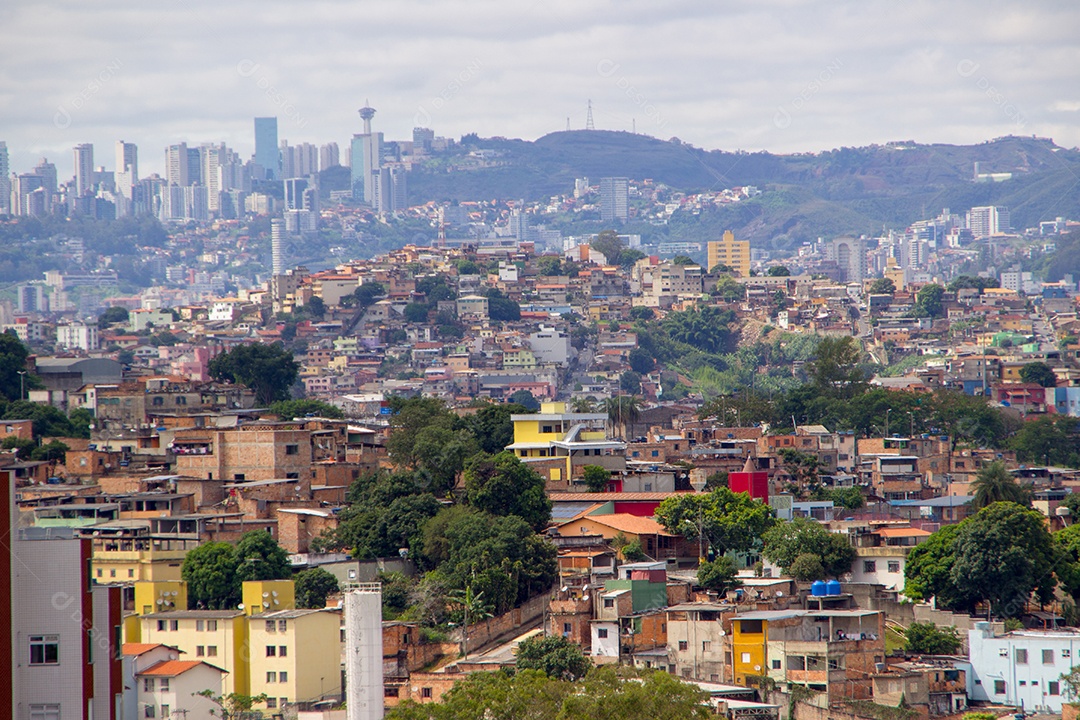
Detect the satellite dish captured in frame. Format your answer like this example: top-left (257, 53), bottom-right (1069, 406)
top-left (719, 629), bottom-right (726, 636)
top-left (754, 665), bottom-right (762, 671)
top-left (237, 603), bottom-right (245, 610)
top-left (274, 599), bottom-right (280, 606)
top-left (156, 599), bottom-right (164, 605)
top-left (582, 595), bottom-right (590, 602)
top-left (776, 591), bottom-right (784, 598)
top-left (263, 602), bottom-right (270, 608)
top-left (272, 591), bottom-right (279, 597)
top-left (560, 586), bottom-right (568, 593)
top-left (263, 592), bottom-right (270, 598)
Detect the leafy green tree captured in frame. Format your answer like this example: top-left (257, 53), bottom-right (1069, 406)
top-left (913, 284), bottom-right (945, 318)
top-left (605, 395), bottom-right (641, 439)
top-left (235, 531), bottom-right (292, 582)
top-left (343, 281), bottom-right (385, 308)
top-left (621, 541), bottom-right (647, 562)
top-left (508, 389), bottom-right (540, 411)
top-left (628, 347), bottom-right (654, 374)
top-left (904, 622), bottom-right (961, 654)
top-left (761, 517), bottom-right (856, 578)
top-left (904, 523), bottom-right (965, 606)
top-left (662, 306), bottom-right (737, 354)
top-left (32, 439), bottom-right (69, 462)
top-left (404, 302), bottom-right (430, 323)
top-left (671, 255), bottom-right (696, 266)
top-left (1010, 416), bottom-right (1079, 467)
top-left (697, 556), bottom-right (741, 594)
top-left (948, 276), bottom-right (998, 293)
top-left (460, 402), bottom-right (530, 455)
top-left (655, 488), bottom-right (776, 558)
top-left (590, 230), bottom-right (625, 265)
top-left (971, 461), bottom-right (1030, 509)
top-left (97, 306), bottom-right (129, 328)
top-left (413, 425), bottom-right (480, 494)
top-left (194, 690), bottom-right (269, 719)
top-left (448, 584), bottom-right (493, 659)
top-left (619, 370), bottom-right (642, 394)
top-left (2, 400), bottom-right (79, 438)
top-left (807, 336), bottom-right (868, 399)
top-left (620, 249), bottom-right (647, 267)
top-left (516, 636), bottom-right (591, 681)
top-left (294, 567), bottom-right (340, 609)
top-left (0, 332), bottom-right (38, 401)
top-left (208, 343), bottom-right (299, 405)
top-left (536, 256), bottom-right (562, 276)
top-left (1020, 362), bottom-right (1058, 388)
top-left (712, 275), bottom-right (746, 301)
top-left (484, 288), bottom-right (521, 322)
top-left (328, 485), bottom-right (441, 559)
top-left (766, 266), bottom-right (790, 277)
top-left (268, 398), bottom-right (344, 419)
top-left (464, 451), bottom-right (552, 531)
top-left (581, 465), bottom-right (610, 493)
top-left (788, 553), bottom-right (827, 581)
top-left (385, 396), bottom-right (458, 466)
top-left (869, 278), bottom-right (896, 294)
top-left (630, 306), bottom-right (655, 321)
top-left (812, 486), bottom-right (865, 510)
top-left (182, 542), bottom-right (240, 609)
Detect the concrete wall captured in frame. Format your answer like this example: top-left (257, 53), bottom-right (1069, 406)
top-left (456, 589), bottom-right (551, 656)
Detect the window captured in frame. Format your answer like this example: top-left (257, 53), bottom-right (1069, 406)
top-left (280, 698), bottom-right (288, 707)
top-left (702, 641), bottom-right (712, 652)
top-left (170, 620), bottom-right (178, 631)
top-left (196, 620), bottom-right (205, 631)
top-left (160, 679), bottom-right (169, 692)
top-left (279, 645), bottom-right (287, 657)
top-left (266, 646), bottom-right (277, 657)
top-left (266, 699), bottom-right (277, 709)
top-left (772, 659), bottom-right (782, 670)
top-left (739, 620), bottom-right (763, 634)
top-left (741, 652), bottom-right (751, 663)
top-left (286, 472), bottom-right (299, 479)
top-left (285, 444), bottom-right (299, 455)
top-left (97, 569), bottom-right (102, 578)
top-left (604, 599), bottom-right (614, 608)
top-left (266, 620), bottom-right (276, 632)
top-left (994, 680), bottom-right (1006, 695)
top-left (278, 620), bottom-right (287, 632)
top-left (1044, 649), bottom-right (1055, 665)
top-left (157, 620), bottom-right (167, 632)
top-left (207, 620), bottom-right (217, 632)
top-left (863, 560), bottom-right (877, 573)
top-left (421, 688), bottom-right (433, 699)
top-left (597, 629), bottom-right (609, 639)
top-left (207, 646), bottom-right (217, 657)
top-left (110, 569), bottom-right (116, 578)
top-left (144, 678), bottom-right (156, 692)
top-left (1065, 649), bottom-right (1072, 658)
top-left (563, 623), bottom-right (572, 635)
top-left (1016, 648), bottom-right (1028, 664)
top-left (29, 705), bottom-right (61, 720)
top-left (887, 561), bottom-right (901, 573)
top-left (279, 671), bottom-right (288, 682)
top-left (196, 646), bottom-right (205, 657)
top-left (267, 672), bottom-right (277, 683)
top-left (234, 474), bottom-right (245, 481)
top-left (160, 707), bottom-right (169, 719)
top-left (1050, 681), bottom-right (1061, 696)
top-left (128, 569), bottom-right (135, 578)
top-left (385, 688), bottom-right (400, 698)
top-left (144, 705), bottom-right (156, 718)
top-left (788, 656), bottom-right (806, 671)
top-left (678, 640), bottom-right (688, 651)
top-left (29, 635), bottom-right (59, 665)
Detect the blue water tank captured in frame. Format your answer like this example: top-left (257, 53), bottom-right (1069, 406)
top-left (826, 580), bottom-right (842, 596)
top-left (811, 580), bottom-right (827, 597)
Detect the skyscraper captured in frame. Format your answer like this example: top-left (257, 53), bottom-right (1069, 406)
top-left (165, 143), bottom-right (189, 186)
top-left (0, 142), bottom-right (9, 214)
top-left (199, 143), bottom-right (224, 213)
top-left (599, 176), bottom-right (629, 222)
top-left (115, 141), bottom-right (138, 214)
top-left (350, 102), bottom-right (382, 204)
top-left (967, 206), bottom-right (1010, 238)
top-left (73, 143), bottom-right (94, 196)
top-left (707, 230), bottom-right (751, 277)
top-left (319, 142), bottom-right (340, 169)
top-left (271, 218), bottom-right (285, 275)
top-left (254, 117), bottom-right (279, 180)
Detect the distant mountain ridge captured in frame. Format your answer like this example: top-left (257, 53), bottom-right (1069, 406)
top-left (407, 131), bottom-right (1080, 249)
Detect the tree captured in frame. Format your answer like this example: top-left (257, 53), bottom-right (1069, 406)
top-left (448, 584), bottom-right (493, 660)
top-left (97, 306), bottom-right (129, 328)
top-left (536, 256), bottom-right (562, 276)
top-left (767, 266), bottom-right (790, 277)
top-left (971, 461), bottom-right (1030, 509)
top-left (385, 396), bottom-right (458, 467)
top-left (464, 451), bottom-right (552, 531)
top-left (195, 690), bottom-right (269, 720)
top-left (508, 389), bottom-right (540, 411)
top-left (2, 400), bottom-right (80, 438)
top-left (1010, 416), bottom-right (1079, 467)
top-left (807, 336), bottom-right (868, 399)
top-left (460, 402), bottom-right (530, 455)
top-left (761, 517), bottom-right (857, 578)
top-left (630, 306), bottom-right (655, 321)
top-left (605, 395), bottom-right (641, 439)
top-left (628, 347), bottom-right (654, 375)
top-left (619, 249), bottom-right (647, 267)
top-left (412, 426), bottom-right (479, 494)
top-left (235, 531), bottom-right (291, 582)
top-left (904, 622), bottom-right (961, 654)
top-left (582, 465), bottom-right (610, 493)
top-left (1020, 362), bottom-right (1058, 388)
top-left (590, 229), bottom-right (625, 266)
top-left (182, 542), bottom-right (240, 609)
top-left (713, 275), bottom-right (746, 302)
top-left (294, 567), bottom-right (340, 609)
top-left (903, 523), bottom-right (965, 606)
top-left (788, 553), bottom-right (827, 581)
top-left (671, 255), bottom-right (696, 266)
top-left (619, 370), bottom-right (642, 394)
top-left (655, 488), bottom-right (776, 558)
top-left (208, 343), bottom-right (299, 406)
top-left (516, 636), bottom-right (591, 681)
top-left (697, 556), bottom-right (741, 594)
top-left (869, 278), bottom-right (896, 295)
top-left (484, 288), bottom-right (521, 322)
top-left (0, 332), bottom-right (36, 401)
top-left (812, 486), bottom-right (865, 510)
top-left (621, 541), bottom-right (647, 562)
top-left (913, 284), bottom-right (945, 318)
top-left (268, 398), bottom-right (344, 419)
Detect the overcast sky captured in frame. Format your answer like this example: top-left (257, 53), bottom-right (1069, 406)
top-left (2, 0), bottom-right (1078, 178)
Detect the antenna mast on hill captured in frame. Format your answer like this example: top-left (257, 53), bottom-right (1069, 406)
top-left (566, 117), bottom-right (571, 132)
top-left (586, 100), bottom-right (595, 130)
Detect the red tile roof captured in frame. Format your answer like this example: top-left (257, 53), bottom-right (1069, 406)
top-left (139, 660), bottom-right (222, 677)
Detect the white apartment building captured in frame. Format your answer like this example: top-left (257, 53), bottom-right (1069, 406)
top-left (968, 622), bottom-right (1077, 712)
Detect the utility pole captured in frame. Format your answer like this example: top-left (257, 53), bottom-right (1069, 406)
top-left (17, 370), bottom-right (26, 400)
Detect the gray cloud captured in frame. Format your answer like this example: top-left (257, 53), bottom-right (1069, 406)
top-left (1, 0), bottom-right (1078, 179)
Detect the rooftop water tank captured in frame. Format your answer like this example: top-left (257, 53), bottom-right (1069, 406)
top-left (811, 580), bottom-right (827, 597)
top-left (826, 580), bottom-right (842, 596)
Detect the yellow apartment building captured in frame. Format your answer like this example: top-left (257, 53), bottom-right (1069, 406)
top-left (242, 579), bottom-right (296, 616)
top-left (88, 527), bottom-right (195, 584)
top-left (507, 402), bottom-right (625, 483)
top-left (707, 231), bottom-right (751, 277)
top-left (247, 608), bottom-right (343, 711)
top-left (140, 610), bottom-right (251, 695)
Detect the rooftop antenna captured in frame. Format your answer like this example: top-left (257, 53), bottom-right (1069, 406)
top-left (566, 117), bottom-right (571, 132)
top-left (586, 100), bottom-right (595, 131)
top-left (358, 99), bottom-right (376, 135)
top-left (632, 118), bottom-right (636, 134)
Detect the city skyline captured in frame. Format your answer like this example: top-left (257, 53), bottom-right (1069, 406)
top-left (1, 1), bottom-right (1078, 178)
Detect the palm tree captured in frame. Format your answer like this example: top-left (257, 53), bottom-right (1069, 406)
top-left (971, 461), bottom-right (1030, 509)
top-left (448, 585), bottom-right (492, 660)
top-left (569, 397), bottom-right (595, 413)
top-left (605, 395), bottom-right (642, 439)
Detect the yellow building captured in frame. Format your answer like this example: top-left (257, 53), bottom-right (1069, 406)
top-left (126, 581), bottom-right (190, 642)
top-left (139, 610), bottom-right (251, 695)
top-left (242, 579), bottom-right (296, 616)
top-left (731, 613), bottom-right (771, 685)
top-left (707, 231), bottom-right (751, 277)
top-left (247, 608), bottom-right (343, 711)
top-left (507, 402), bottom-right (625, 483)
top-left (89, 529), bottom-right (196, 584)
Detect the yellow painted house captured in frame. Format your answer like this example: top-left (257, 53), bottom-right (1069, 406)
top-left (731, 613), bottom-right (771, 685)
top-left (140, 610), bottom-right (251, 695)
top-left (507, 402), bottom-right (626, 483)
top-left (247, 608), bottom-right (343, 711)
top-left (89, 530), bottom-right (196, 584)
